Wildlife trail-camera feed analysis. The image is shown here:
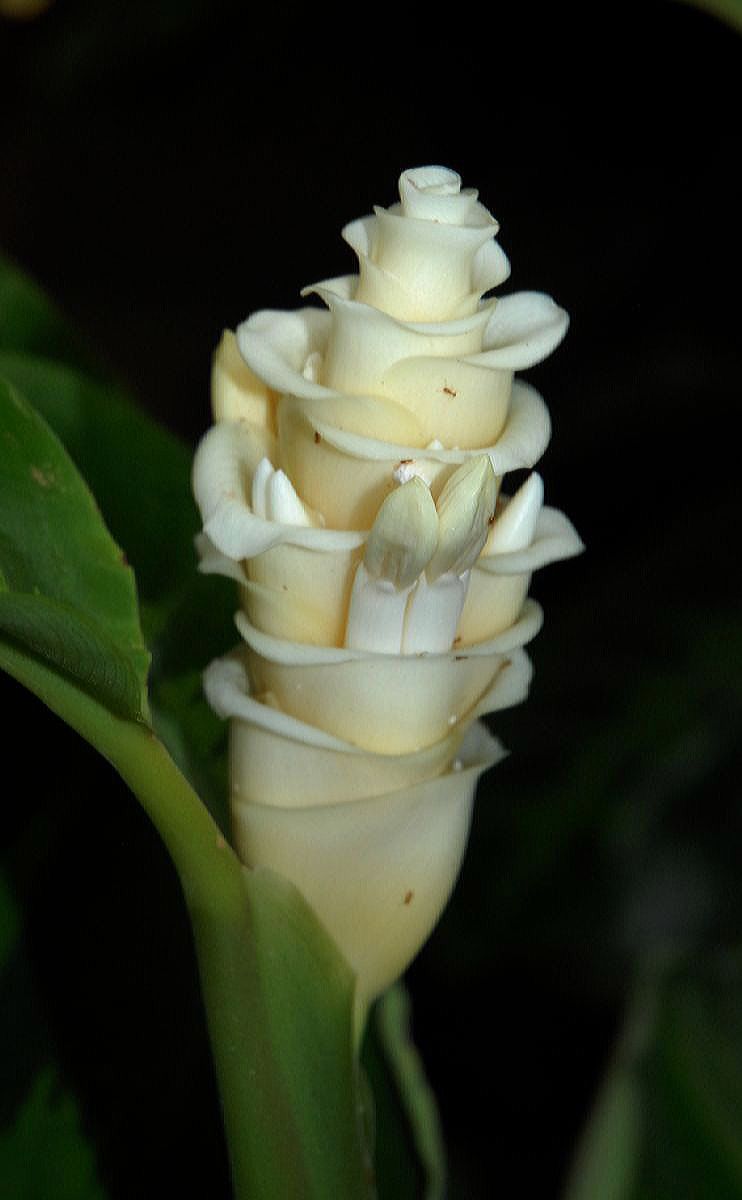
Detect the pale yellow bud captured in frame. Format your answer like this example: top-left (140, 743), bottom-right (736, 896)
top-left (363, 477), bottom-right (438, 589)
top-left (427, 456), bottom-right (497, 582)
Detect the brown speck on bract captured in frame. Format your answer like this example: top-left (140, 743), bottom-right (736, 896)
top-left (454, 655), bottom-right (468, 662)
top-left (442, 386), bottom-right (457, 397)
top-left (399, 458), bottom-right (413, 465)
top-left (453, 635), bottom-right (461, 645)
top-left (314, 431), bottom-right (322, 444)
top-left (488, 512), bottom-right (496, 525)
top-left (404, 890), bottom-right (414, 905)
top-left (216, 834), bottom-right (227, 850)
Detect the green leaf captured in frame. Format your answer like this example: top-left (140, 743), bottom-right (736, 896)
top-left (563, 1066), bottom-right (642, 1200)
top-left (564, 956), bottom-right (742, 1200)
top-left (371, 984), bottom-right (446, 1200)
top-left (149, 666), bottom-right (229, 833)
top-left (642, 956), bottom-right (742, 1199)
top-left (0, 637), bottom-right (371, 1200)
top-left (361, 1019), bottom-right (422, 1200)
top-left (0, 379), bottom-right (149, 721)
top-left (677, 0), bottom-right (742, 33)
top-left (0, 345), bottom-right (236, 821)
top-left (0, 348), bottom-right (197, 620)
top-left (204, 866), bottom-right (374, 1199)
top-left (0, 257), bottom-right (100, 378)
top-left (0, 1069), bottom-right (108, 1200)
top-left (1, 848), bottom-right (109, 1200)
top-left (0, 256), bottom-right (373, 1198)
top-left (0, 255), bottom-right (236, 819)
top-left (562, 984), bottom-right (648, 1200)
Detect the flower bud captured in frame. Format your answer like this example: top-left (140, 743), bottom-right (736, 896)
top-left (193, 166), bottom-right (582, 1018)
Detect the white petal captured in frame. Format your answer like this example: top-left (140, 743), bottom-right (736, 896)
top-left (237, 306), bottom-right (332, 401)
top-left (313, 284), bottom-right (494, 395)
top-left (241, 579), bottom-right (338, 646)
top-left (352, 206), bottom-right (494, 321)
top-left (344, 568), bottom-right (409, 654)
top-left (266, 467), bottom-right (314, 526)
top-left (246, 539), bottom-right (362, 647)
top-left (235, 601), bottom-right (542, 753)
top-left (479, 501), bottom-right (585, 574)
top-left (470, 646), bottom-right (534, 717)
top-left (398, 166), bottom-right (492, 228)
top-left (382, 354), bottom-right (512, 449)
top-left (402, 572), bottom-right (468, 655)
top-left (457, 500), bottom-right (584, 643)
top-left (194, 532), bottom-right (247, 584)
top-left (250, 455), bottom-right (273, 520)
top-left (233, 720), bottom-right (502, 1006)
top-left (485, 472), bottom-right (544, 554)
top-left (277, 381), bottom-right (550, 531)
top-left (479, 291), bottom-right (569, 369)
top-left (192, 420), bottom-right (365, 560)
top-left (204, 651), bottom-right (470, 807)
top-left (210, 329), bottom-right (275, 428)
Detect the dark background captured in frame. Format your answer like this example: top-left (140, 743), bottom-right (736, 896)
top-left (1, 3), bottom-right (740, 1197)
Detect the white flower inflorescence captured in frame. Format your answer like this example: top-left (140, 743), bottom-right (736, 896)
top-left (193, 166), bottom-right (582, 1019)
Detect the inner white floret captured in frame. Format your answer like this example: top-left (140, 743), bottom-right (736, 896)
top-left (344, 478), bottom-right (438, 654)
top-left (250, 456), bottom-right (315, 526)
top-left (486, 472), bottom-right (544, 553)
top-left (401, 571), bottom-right (470, 655)
top-left (402, 457), bottom-right (496, 654)
top-left (344, 564), bottom-right (412, 655)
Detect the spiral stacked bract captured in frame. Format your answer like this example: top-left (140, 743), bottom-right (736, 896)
top-left (193, 166), bottom-right (582, 1015)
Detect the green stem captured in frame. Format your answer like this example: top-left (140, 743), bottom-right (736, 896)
top-left (0, 642), bottom-right (369, 1199)
top-left (112, 726), bottom-right (313, 1200)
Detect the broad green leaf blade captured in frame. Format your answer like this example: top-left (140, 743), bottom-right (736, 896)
top-left (0, 348), bottom-right (197, 619)
top-left (0, 592), bottom-right (147, 722)
top-left (0, 347), bottom-right (235, 821)
top-left (0, 254), bottom-right (236, 824)
top-left (0, 379), bottom-right (149, 722)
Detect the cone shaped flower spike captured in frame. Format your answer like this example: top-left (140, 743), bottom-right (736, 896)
top-left (193, 165), bottom-right (583, 1023)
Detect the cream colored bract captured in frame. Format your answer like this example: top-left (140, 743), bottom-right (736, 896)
top-left (193, 165), bottom-right (583, 1019)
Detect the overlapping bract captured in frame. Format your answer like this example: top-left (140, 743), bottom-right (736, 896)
top-left (193, 166), bottom-right (582, 1015)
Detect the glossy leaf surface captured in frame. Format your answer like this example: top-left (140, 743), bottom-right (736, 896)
top-left (0, 379), bottom-right (149, 721)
